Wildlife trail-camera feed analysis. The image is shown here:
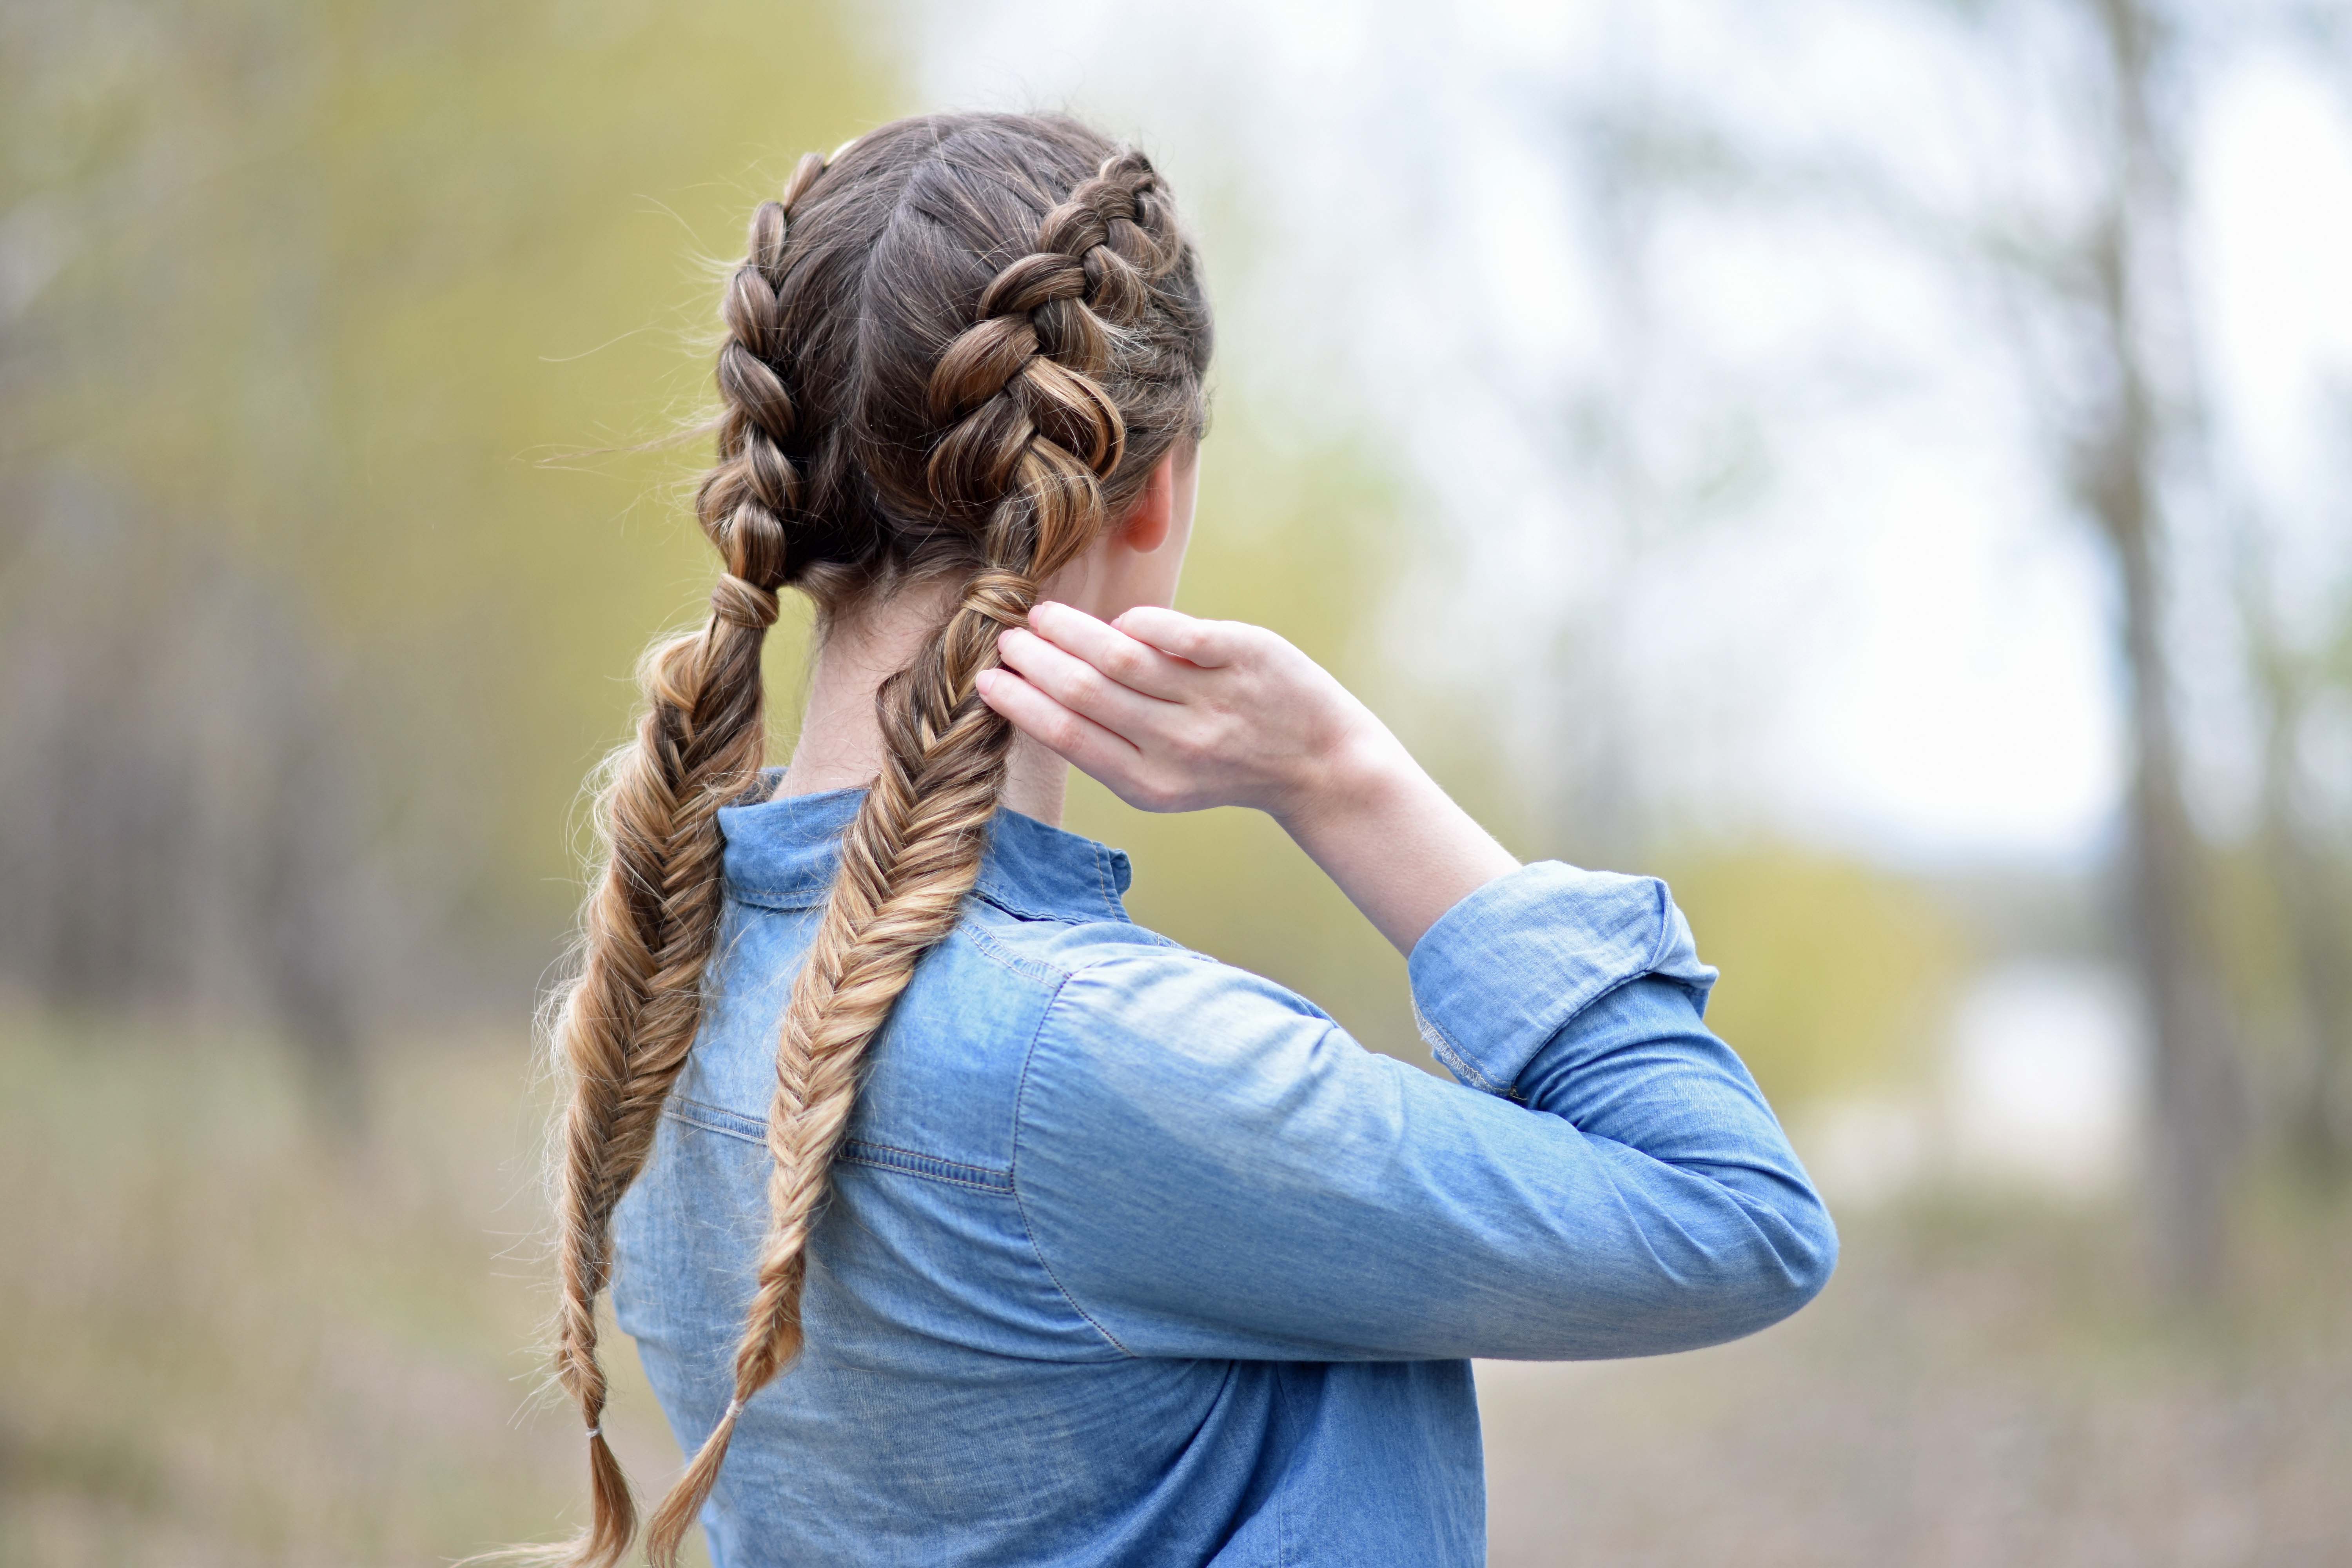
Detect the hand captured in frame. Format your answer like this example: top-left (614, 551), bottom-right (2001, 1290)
top-left (976, 600), bottom-right (1519, 956)
top-left (975, 601), bottom-right (1394, 824)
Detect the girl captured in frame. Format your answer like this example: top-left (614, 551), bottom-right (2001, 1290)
top-left (529, 110), bottom-right (1835, 1568)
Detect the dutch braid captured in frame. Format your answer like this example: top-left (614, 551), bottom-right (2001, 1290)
top-left (535, 152), bottom-right (827, 1568)
top-left (640, 148), bottom-right (1187, 1563)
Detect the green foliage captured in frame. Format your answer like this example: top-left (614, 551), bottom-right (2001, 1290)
top-left (1657, 842), bottom-right (1972, 1106)
top-left (3, 0), bottom-right (888, 967)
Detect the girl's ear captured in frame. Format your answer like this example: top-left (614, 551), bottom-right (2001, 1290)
top-left (1118, 450), bottom-right (1178, 554)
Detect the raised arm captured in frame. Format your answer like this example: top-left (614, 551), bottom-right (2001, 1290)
top-left (1010, 863), bottom-right (1835, 1363)
top-left (978, 601), bottom-right (1836, 1362)
top-left (977, 600), bottom-right (1520, 955)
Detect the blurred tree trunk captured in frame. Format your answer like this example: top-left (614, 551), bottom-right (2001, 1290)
top-left (0, 523), bottom-right (376, 1132)
top-left (2244, 579), bottom-right (2352, 1179)
top-left (2271, 0), bottom-right (2352, 1184)
top-left (2068, 0), bottom-right (2241, 1299)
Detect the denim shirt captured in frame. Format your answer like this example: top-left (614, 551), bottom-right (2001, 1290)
top-left (610, 783), bottom-right (1837, 1567)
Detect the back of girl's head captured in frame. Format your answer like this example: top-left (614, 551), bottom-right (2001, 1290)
top-left (717, 113), bottom-right (1210, 608)
top-left (515, 112), bottom-right (1212, 1568)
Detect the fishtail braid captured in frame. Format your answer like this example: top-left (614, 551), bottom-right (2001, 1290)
top-left (641, 147), bottom-right (1191, 1564)
top-left (534, 151), bottom-right (827, 1568)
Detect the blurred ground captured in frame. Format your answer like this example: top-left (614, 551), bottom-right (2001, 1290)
top-left (5, 1011), bottom-right (2346, 1568)
top-left (0, 1013), bottom-right (704, 1568)
top-left (1481, 1194), bottom-right (2352, 1566)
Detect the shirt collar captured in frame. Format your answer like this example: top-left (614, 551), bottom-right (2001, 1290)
top-left (716, 770), bottom-right (1135, 925)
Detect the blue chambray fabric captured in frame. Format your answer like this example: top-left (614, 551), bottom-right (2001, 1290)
top-left (610, 779), bottom-right (1837, 1567)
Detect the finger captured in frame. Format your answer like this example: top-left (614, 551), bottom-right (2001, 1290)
top-left (997, 624), bottom-right (1173, 739)
top-left (1106, 604), bottom-right (1243, 669)
top-left (1026, 600), bottom-right (1203, 701)
top-left (975, 667), bottom-right (1142, 783)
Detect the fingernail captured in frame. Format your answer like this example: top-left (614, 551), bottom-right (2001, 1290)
top-left (975, 669), bottom-right (997, 695)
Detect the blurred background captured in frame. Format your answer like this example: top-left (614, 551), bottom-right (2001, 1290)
top-left (4, 0), bottom-right (2350, 1561)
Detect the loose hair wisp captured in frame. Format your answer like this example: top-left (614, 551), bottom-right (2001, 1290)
top-left (526, 113), bottom-right (1211, 1567)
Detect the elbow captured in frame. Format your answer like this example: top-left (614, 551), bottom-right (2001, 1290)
top-left (1777, 1191), bottom-right (1840, 1314)
top-left (1735, 1186), bottom-right (1839, 1334)
top-left (1674, 1186), bottom-right (1840, 1350)
top-left (1514, 1182), bottom-right (1840, 1362)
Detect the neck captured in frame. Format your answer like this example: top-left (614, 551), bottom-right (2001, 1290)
top-left (774, 579), bottom-right (1070, 827)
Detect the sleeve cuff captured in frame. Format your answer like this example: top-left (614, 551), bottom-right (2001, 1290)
top-left (1405, 860), bottom-right (1719, 1097)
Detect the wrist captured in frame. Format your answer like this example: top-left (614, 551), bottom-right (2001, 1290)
top-left (1264, 723), bottom-right (1520, 956)
top-left (1267, 719), bottom-right (1419, 842)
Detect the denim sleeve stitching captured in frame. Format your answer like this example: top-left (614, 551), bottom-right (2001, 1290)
top-left (1009, 968), bottom-right (1135, 1359)
top-left (1417, 880), bottom-right (1680, 1102)
top-left (1412, 996), bottom-right (1505, 1096)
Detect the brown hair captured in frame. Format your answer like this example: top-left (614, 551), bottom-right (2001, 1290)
top-left (532, 112), bottom-right (1210, 1566)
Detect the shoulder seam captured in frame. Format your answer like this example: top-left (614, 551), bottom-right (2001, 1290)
top-left (943, 906), bottom-right (1187, 984)
top-left (1009, 967), bottom-right (1136, 1359)
top-left (1058, 939), bottom-right (1216, 985)
top-left (957, 915), bottom-right (1074, 986)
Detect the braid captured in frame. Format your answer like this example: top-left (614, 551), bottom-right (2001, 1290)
top-left (535, 152), bottom-right (826, 1568)
top-left (641, 148), bottom-right (1185, 1564)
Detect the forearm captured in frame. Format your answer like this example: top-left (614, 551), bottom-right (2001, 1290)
top-left (1270, 727), bottom-right (1520, 957)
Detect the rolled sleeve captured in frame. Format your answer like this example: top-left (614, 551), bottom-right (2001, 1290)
top-left (1407, 860), bottom-right (1720, 1097)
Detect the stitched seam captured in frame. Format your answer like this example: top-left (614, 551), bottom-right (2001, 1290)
top-left (1430, 1033), bottom-right (1505, 1096)
top-left (1274, 1371), bottom-right (1292, 1568)
top-left (734, 880), bottom-right (1038, 918)
top-left (664, 1097), bottom-right (767, 1144)
top-left (1413, 997), bottom-right (1504, 1096)
top-left (730, 876), bottom-right (1126, 927)
top-left (960, 916), bottom-right (1074, 985)
top-left (729, 867), bottom-right (1054, 916)
top-left (1634, 877), bottom-right (1719, 1009)
top-left (1641, 877), bottom-right (1677, 974)
top-left (664, 1100), bottom-right (1015, 1192)
top-left (1010, 968), bottom-right (1135, 1358)
top-left (1067, 944), bottom-right (1218, 980)
top-left (728, 888), bottom-right (822, 911)
top-left (1092, 844), bottom-right (1128, 923)
top-left (1416, 884), bottom-right (1683, 1103)
top-left (970, 884), bottom-right (1061, 922)
top-left (838, 1145), bottom-right (1014, 1194)
top-left (840, 1136), bottom-right (1006, 1181)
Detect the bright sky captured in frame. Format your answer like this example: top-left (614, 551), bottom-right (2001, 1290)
top-left (896, 0), bottom-right (2352, 867)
